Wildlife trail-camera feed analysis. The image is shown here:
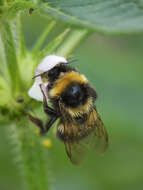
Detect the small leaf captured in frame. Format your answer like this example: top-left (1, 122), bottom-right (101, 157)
top-left (9, 17), bottom-right (27, 60)
top-left (56, 29), bottom-right (88, 57)
top-left (0, 21), bottom-right (21, 92)
top-left (17, 16), bottom-right (27, 59)
top-left (0, 75), bottom-right (11, 105)
top-left (0, 32), bottom-right (8, 78)
top-left (37, 28), bottom-right (70, 59)
top-left (0, 91), bottom-right (11, 105)
top-left (32, 20), bottom-right (56, 53)
top-left (0, 75), bottom-right (9, 90)
top-left (39, 0), bottom-right (143, 34)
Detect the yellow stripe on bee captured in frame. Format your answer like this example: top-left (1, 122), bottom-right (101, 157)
top-left (49, 71), bottom-right (87, 97)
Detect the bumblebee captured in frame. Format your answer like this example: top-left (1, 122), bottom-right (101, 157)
top-left (28, 61), bottom-right (108, 164)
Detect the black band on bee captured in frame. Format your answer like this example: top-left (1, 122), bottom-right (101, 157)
top-left (61, 82), bottom-right (88, 108)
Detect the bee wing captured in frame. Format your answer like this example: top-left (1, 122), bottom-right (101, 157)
top-left (87, 107), bottom-right (108, 154)
top-left (62, 107), bottom-right (108, 164)
top-left (64, 138), bottom-right (89, 165)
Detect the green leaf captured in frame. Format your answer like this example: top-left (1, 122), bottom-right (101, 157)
top-left (10, 16), bottom-right (27, 59)
top-left (39, 0), bottom-right (143, 34)
top-left (0, 75), bottom-right (11, 105)
top-left (37, 28), bottom-right (70, 59)
top-left (32, 20), bottom-right (56, 53)
top-left (0, 21), bottom-right (21, 93)
top-left (0, 75), bottom-right (9, 90)
top-left (1, 0), bottom-right (143, 34)
top-left (0, 32), bottom-right (8, 78)
top-left (56, 29), bottom-right (89, 57)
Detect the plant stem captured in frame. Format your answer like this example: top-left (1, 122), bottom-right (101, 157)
top-left (14, 118), bottom-right (50, 190)
top-left (56, 29), bottom-right (89, 57)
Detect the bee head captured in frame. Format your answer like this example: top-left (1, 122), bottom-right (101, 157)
top-left (33, 57), bottom-right (77, 80)
top-left (33, 63), bottom-right (65, 81)
top-left (47, 64), bottom-right (66, 81)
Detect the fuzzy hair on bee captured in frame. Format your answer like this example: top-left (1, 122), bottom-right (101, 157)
top-left (28, 55), bottom-right (108, 164)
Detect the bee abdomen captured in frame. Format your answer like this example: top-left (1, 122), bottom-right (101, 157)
top-left (56, 122), bottom-right (93, 142)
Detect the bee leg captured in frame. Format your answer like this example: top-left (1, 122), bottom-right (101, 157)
top-left (28, 113), bottom-right (45, 134)
top-left (44, 115), bottom-right (58, 133)
top-left (39, 84), bottom-right (59, 116)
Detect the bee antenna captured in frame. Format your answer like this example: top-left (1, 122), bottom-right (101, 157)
top-left (67, 58), bottom-right (78, 64)
top-left (32, 73), bottom-right (43, 79)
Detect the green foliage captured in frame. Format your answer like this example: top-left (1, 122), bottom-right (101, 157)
top-left (0, 76), bottom-right (11, 106)
top-left (0, 1), bottom-right (143, 190)
top-left (16, 119), bottom-right (50, 190)
top-left (1, 0), bottom-right (143, 34)
top-left (39, 0), bottom-right (143, 34)
top-left (56, 29), bottom-right (89, 57)
top-left (32, 20), bottom-right (56, 53)
top-left (37, 28), bottom-right (70, 59)
top-left (0, 7), bottom-right (88, 190)
top-left (0, 1), bottom-right (35, 23)
top-left (0, 20), bottom-right (21, 93)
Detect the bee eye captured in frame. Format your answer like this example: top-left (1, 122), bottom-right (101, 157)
top-left (48, 69), bottom-right (55, 76)
top-left (40, 72), bottom-right (48, 82)
top-left (43, 72), bottom-right (48, 78)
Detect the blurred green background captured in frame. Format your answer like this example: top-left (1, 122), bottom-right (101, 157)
top-left (1, 12), bottom-right (143, 190)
